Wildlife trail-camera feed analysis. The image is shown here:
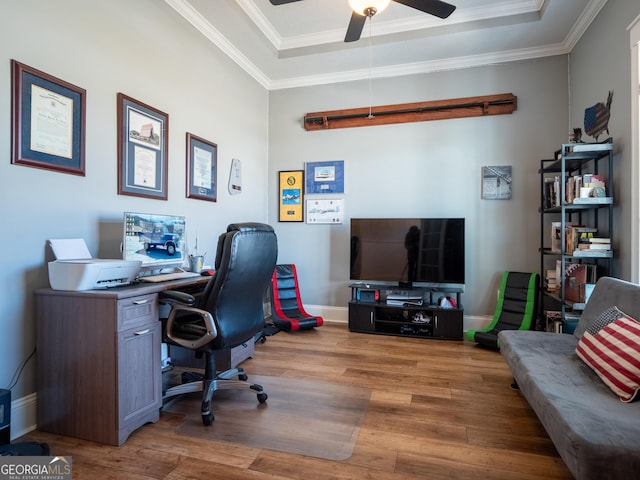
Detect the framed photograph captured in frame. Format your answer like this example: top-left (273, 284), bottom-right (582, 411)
top-left (306, 199), bottom-right (344, 224)
top-left (305, 160), bottom-right (344, 194)
top-left (186, 132), bottom-right (217, 202)
top-left (481, 165), bottom-right (512, 200)
top-left (11, 60), bottom-right (86, 176)
top-left (117, 93), bottom-right (169, 200)
top-left (279, 170), bottom-right (304, 222)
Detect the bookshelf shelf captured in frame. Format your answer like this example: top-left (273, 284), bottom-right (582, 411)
top-left (539, 138), bottom-right (613, 331)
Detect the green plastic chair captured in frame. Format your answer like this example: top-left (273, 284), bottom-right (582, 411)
top-left (466, 271), bottom-right (540, 349)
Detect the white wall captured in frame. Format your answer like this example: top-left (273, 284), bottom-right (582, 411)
top-left (0, 0), bottom-right (270, 401)
top-left (269, 57), bottom-right (569, 316)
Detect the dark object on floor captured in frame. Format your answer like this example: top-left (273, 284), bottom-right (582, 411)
top-left (0, 442), bottom-right (50, 456)
top-left (466, 271), bottom-right (539, 349)
top-left (270, 264), bottom-right (323, 331)
top-left (160, 223), bottom-right (278, 425)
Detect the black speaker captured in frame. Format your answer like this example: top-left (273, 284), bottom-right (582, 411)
top-left (0, 389), bottom-right (10, 445)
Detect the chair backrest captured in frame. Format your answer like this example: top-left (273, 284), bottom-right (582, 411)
top-left (493, 271), bottom-right (540, 330)
top-left (200, 223), bottom-right (277, 349)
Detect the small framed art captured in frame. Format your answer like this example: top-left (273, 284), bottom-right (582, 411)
top-left (186, 132), bottom-right (217, 202)
top-left (11, 60), bottom-right (86, 176)
top-left (278, 170), bottom-right (304, 222)
top-left (117, 93), bottom-right (169, 200)
top-left (481, 165), bottom-right (512, 200)
top-left (305, 160), bottom-right (344, 194)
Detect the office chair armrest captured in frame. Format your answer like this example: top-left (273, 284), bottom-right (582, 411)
top-left (165, 306), bottom-right (218, 350)
top-left (159, 290), bottom-right (196, 306)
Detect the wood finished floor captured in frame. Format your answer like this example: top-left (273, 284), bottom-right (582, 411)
top-left (20, 322), bottom-right (573, 479)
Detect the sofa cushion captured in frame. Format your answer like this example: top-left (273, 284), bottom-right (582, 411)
top-left (576, 313), bottom-right (640, 403)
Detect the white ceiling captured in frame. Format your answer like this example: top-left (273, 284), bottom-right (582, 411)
top-left (165, 0), bottom-right (607, 90)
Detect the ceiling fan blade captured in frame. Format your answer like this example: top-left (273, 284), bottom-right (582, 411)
top-left (345, 12), bottom-right (367, 42)
top-left (269, 0), bottom-right (302, 5)
top-left (393, 0), bottom-right (456, 19)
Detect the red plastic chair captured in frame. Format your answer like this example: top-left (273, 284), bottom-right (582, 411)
top-left (270, 264), bottom-right (323, 331)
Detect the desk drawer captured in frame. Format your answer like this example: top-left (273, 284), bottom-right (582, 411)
top-left (118, 294), bottom-right (158, 331)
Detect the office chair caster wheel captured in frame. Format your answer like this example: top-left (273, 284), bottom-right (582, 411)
top-left (239, 373), bottom-right (248, 381)
top-left (202, 413), bottom-right (214, 425)
top-left (257, 392), bottom-right (268, 404)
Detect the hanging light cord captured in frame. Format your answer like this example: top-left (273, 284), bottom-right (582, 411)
top-left (367, 16), bottom-right (374, 118)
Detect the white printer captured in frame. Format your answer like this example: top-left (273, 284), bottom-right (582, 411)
top-left (48, 239), bottom-right (141, 291)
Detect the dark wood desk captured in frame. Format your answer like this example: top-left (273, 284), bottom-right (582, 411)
top-left (35, 276), bottom-right (209, 445)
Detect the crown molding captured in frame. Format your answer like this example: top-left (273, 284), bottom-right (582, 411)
top-left (167, 0), bottom-right (608, 91)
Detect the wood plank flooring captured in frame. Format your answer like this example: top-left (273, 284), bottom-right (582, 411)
top-left (19, 322), bottom-right (573, 479)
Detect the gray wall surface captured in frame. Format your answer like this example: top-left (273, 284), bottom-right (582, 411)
top-left (269, 57), bottom-right (569, 315)
top-left (0, 0), bottom-right (270, 401)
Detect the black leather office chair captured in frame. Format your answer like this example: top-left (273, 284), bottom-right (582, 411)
top-left (160, 223), bottom-right (278, 425)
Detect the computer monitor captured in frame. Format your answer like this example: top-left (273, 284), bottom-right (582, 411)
top-left (122, 211), bottom-right (187, 275)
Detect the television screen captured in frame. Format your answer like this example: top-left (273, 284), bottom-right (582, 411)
top-left (350, 218), bottom-right (465, 286)
top-left (123, 212), bottom-right (187, 271)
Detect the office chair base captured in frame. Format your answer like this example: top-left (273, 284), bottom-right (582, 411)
top-left (162, 368), bottom-right (268, 425)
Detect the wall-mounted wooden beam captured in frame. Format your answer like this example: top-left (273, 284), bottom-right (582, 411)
top-left (303, 93), bottom-right (517, 131)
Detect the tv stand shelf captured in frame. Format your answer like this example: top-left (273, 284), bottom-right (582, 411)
top-left (348, 284), bottom-right (463, 340)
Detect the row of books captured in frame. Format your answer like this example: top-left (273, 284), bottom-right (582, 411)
top-left (543, 174), bottom-right (607, 209)
top-left (551, 223), bottom-right (612, 256)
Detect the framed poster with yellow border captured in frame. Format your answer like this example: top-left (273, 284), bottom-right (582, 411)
top-left (278, 170), bottom-right (304, 222)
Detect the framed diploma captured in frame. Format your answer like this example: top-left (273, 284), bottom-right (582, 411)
top-left (278, 170), bottom-right (304, 222)
top-left (117, 93), bottom-right (169, 200)
top-left (186, 132), bottom-right (217, 202)
top-left (11, 60), bottom-right (86, 175)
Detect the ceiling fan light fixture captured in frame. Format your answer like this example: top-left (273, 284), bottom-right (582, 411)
top-left (348, 0), bottom-right (391, 17)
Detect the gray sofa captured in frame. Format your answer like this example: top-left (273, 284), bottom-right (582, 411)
top-left (499, 276), bottom-right (640, 480)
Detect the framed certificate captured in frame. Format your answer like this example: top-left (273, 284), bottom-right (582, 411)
top-left (11, 60), bottom-right (86, 176)
top-left (278, 170), bottom-right (304, 222)
top-left (186, 132), bottom-right (217, 202)
top-left (117, 93), bottom-right (169, 200)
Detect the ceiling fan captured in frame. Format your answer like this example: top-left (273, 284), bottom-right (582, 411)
top-left (269, 0), bottom-right (456, 42)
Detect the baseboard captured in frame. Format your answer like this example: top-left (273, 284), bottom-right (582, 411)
top-left (9, 393), bottom-right (37, 441)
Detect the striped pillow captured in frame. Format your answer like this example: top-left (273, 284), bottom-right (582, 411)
top-left (576, 313), bottom-right (640, 403)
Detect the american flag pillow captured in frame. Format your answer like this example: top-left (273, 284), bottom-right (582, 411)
top-left (576, 313), bottom-right (640, 403)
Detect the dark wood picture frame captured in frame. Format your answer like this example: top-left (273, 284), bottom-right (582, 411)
top-left (186, 132), bottom-right (217, 202)
top-left (11, 59), bottom-right (86, 176)
top-left (117, 93), bottom-right (169, 200)
top-left (278, 170), bottom-right (304, 222)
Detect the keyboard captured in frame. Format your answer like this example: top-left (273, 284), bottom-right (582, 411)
top-left (139, 271), bottom-right (202, 283)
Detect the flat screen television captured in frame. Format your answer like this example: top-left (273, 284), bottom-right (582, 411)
top-left (122, 211), bottom-right (187, 274)
top-left (350, 218), bottom-right (465, 287)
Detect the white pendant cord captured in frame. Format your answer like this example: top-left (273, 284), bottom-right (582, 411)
top-left (367, 17), bottom-right (374, 119)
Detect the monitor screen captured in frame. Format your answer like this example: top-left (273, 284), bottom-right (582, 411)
top-left (123, 212), bottom-right (187, 271)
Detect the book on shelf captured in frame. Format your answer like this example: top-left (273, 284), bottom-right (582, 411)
top-left (587, 237), bottom-right (611, 244)
top-left (577, 243), bottom-right (611, 251)
top-left (564, 263), bottom-right (587, 303)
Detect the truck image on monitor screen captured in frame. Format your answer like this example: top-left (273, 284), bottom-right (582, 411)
top-left (140, 223), bottom-right (179, 255)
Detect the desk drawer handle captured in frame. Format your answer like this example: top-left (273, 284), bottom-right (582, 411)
top-left (133, 299), bottom-right (149, 305)
top-left (133, 328), bottom-right (150, 336)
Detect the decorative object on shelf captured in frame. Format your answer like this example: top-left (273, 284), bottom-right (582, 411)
top-left (228, 158), bottom-right (242, 195)
top-left (278, 170), bottom-right (304, 222)
top-left (306, 199), bottom-right (344, 224)
top-left (481, 165), bottom-right (512, 200)
top-left (186, 132), bottom-right (217, 202)
top-left (11, 59), bottom-right (86, 176)
top-left (117, 93), bottom-right (169, 200)
top-left (570, 128), bottom-right (583, 143)
top-left (584, 91), bottom-right (613, 141)
top-left (305, 160), bottom-right (344, 193)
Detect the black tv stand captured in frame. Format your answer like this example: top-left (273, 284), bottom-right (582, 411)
top-left (348, 283), bottom-right (463, 340)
